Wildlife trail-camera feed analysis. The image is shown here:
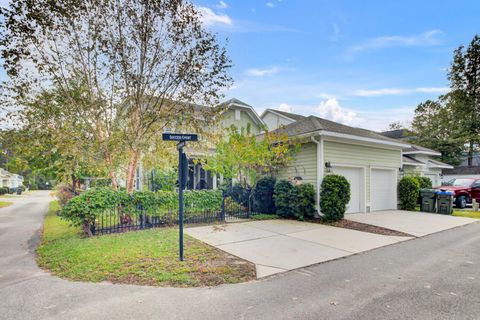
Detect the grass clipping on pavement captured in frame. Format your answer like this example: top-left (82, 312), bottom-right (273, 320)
top-left (0, 201), bottom-right (13, 208)
top-left (37, 201), bottom-right (256, 287)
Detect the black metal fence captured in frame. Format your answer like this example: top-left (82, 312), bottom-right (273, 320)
top-left (90, 191), bottom-right (253, 236)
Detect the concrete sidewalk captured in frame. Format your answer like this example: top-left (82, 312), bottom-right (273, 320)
top-left (346, 210), bottom-right (477, 237)
top-left (185, 220), bottom-right (412, 278)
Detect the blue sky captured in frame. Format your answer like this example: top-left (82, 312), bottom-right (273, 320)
top-left (194, 0), bottom-right (480, 130)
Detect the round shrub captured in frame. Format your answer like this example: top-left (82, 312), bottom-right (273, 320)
top-left (252, 176), bottom-right (276, 214)
top-left (398, 176), bottom-right (420, 211)
top-left (295, 183), bottom-right (316, 220)
top-left (320, 174), bottom-right (350, 222)
top-left (416, 176), bottom-right (432, 189)
top-left (273, 180), bottom-right (298, 218)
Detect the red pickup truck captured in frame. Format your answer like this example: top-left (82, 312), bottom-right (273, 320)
top-left (434, 178), bottom-right (480, 208)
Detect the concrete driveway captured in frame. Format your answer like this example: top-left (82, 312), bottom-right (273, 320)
top-left (185, 220), bottom-right (412, 278)
top-left (345, 210), bottom-right (477, 237)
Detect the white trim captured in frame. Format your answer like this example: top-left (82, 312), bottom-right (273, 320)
top-left (403, 150), bottom-right (441, 156)
top-left (331, 163), bottom-right (367, 213)
top-left (311, 135), bottom-right (323, 215)
top-left (320, 130), bottom-right (410, 148)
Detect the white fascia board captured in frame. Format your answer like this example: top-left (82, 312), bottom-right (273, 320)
top-left (403, 162), bottom-right (427, 167)
top-left (403, 150), bottom-right (441, 156)
top-left (319, 130), bottom-right (411, 149)
top-left (428, 163), bottom-right (454, 169)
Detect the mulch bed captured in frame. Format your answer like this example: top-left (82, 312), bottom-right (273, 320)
top-left (307, 218), bottom-right (415, 237)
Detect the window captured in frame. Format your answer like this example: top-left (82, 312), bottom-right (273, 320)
top-left (235, 109), bottom-right (241, 120)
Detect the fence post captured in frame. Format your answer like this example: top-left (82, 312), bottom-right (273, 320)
top-left (221, 191), bottom-right (226, 222)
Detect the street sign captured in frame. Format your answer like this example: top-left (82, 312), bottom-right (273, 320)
top-left (162, 133), bottom-right (199, 142)
top-left (162, 132), bottom-right (199, 262)
top-left (177, 141), bottom-right (186, 150)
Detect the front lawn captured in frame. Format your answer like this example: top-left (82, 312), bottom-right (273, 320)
top-left (0, 201), bottom-right (13, 208)
top-left (453, 210), bottom-right (480, 219)
top-left (37, 201), bottom-right (256, 287)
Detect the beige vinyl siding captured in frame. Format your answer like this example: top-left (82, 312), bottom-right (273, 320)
top-left (220, 109), bottom-right (262, 134)
top-left (276, 142), bottom-right (317, 186)
top-left (323, 140), bottom-right (402, 204)
top-left (262, 111), bottom-right (295, 130)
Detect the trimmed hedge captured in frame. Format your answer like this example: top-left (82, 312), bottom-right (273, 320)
top-left (296, 183), bottom-right (316, 220)
top-left (0, 187), bottom-right (9, 195)
top-left (415, 176), bottom-right (432, 189)
top-left (320, 174), bottom-right (350, 222)
top-left (61, 188), bottom-right (223, 229)
top-left (252, 176), bottom-right (276, 214)
top-left (273, 180), bottom-right (298, 218)
top-left (398, 176), bottom-right (420, 211)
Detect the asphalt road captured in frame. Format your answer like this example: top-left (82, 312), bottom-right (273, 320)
top-left (1, 191), bottom-right (480, 320)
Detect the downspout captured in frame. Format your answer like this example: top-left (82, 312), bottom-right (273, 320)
top-left (311, 134), bottom-right (324, 217)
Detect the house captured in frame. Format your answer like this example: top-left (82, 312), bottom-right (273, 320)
top-left (380, 130), bottom-right (453, 187)
top-left (441, 166), bottom-right (480, 182)
top-left (0, 169), bottom-right (24, 189)
top-left (138, 98), bottom-right (265, 191)
top-left (261, 110), bottom-right (410, 214)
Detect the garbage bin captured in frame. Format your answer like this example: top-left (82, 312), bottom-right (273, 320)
top-left (16, 187), bottom-right (22, 195)
top-left (436, 190), bottom-right (454, 215)
top-left (420, 189), bottom-right (437, 213)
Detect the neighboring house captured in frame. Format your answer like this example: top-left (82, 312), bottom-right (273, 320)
top-left (264, 112), bottom-right (410, 214)
top-left (441, 166), bottom-right (480, 182)
top-left (260, 109), bottom-right (306, 131)
top-left (0, 169), bottom-right (24, 189)
top-left (380, 130), bottom-right (453, 187)
top-left (136, 98), bottom-right (265, 191)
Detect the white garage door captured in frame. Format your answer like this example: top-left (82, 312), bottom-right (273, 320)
top-left (332, 166), bottom-right (363, 213)
top-left (371, 168), bottom-right (396, 211)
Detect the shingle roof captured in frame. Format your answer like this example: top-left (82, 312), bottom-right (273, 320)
top-left (442, 166), bottom-right (480, 175)
top-left (266, 109), bottom-right (306, 121)
top-left (402, 155), bottom-right (424, 165)
top-left (404, 144), bottom-right (441, 155)
top-left (428, 159), bottom-right (454, 169)
top-left (380, 129), bottom-right (415, 139)
top-left (268, 115), bottom-right (406, 144)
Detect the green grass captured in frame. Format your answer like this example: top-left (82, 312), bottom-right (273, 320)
top-left (37, 201), bottom-right (256, 287)
top-left (0, 201), bottom-right (13, 208)
top-left (453, 210), bottom-right (480, 219)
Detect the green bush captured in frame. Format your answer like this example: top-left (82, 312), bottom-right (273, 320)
top-left (320, 174), bottom-right (350, 222)
top-left (398, 176), bottom-right (420, 210)
top-left (296, 183), bottom-right (316, 220)
top-left (415, 176), bottom-right (432, 189)
top-left (252, 176), bottom-right (276, 214)
top-left (0, 187), bottom-right (9, 195)
top-left (274, 180), bottom-right (298, 218)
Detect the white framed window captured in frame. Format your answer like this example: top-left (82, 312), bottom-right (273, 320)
top-left (235, 109), bottom-right (241, 120)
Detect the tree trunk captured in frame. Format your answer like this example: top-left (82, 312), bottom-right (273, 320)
top-left (71, 174), bottom-right (77, 193)
top-left (468, 140), bottom-right (474, 166)
top-left (104, 151), bottom-right (118, 191)
top-left (125, 150), bottom-right (140, 193)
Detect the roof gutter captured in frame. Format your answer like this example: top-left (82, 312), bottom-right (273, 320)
top-left (320, 130), bottom-right (411, 148)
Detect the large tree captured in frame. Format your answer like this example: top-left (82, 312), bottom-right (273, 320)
top-left (447, 35), bottom-right (480, 166)
top-left (1, 0), bottom-right (231, 192)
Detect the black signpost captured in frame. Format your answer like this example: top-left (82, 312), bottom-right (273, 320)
top-left (163, 132), bottom-right (199, 261)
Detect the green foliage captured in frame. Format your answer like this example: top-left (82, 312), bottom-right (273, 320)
top-left (415, 176), bottom-right (433, 189)
top-left (320, 174), bottom-right (350, 222)
top-left (149, 168), bottom-right (177, 191)
top-left (273, 180), bottom-right (298, 218)
top-left (398, 176), bottom-right (420, 211)
top-left (0, 187), bottom-right (9, 195)
top-left (56, 184), bottom-right (79, 207)
top-left (252, 176), bottom-right (276, 214)
top-left (225, 183), bottom-right (251, 208)
top-left (296, 183), bottom-right (316, 220)
top-left (250, 214), bottom-right (279, 221)
top-left (61, 187), bottom-right (223, 230)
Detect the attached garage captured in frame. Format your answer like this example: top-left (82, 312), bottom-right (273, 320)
top-left (370, 168), bottom-right (397, 211)
top-left (332, 166), bottom-right (365, 214)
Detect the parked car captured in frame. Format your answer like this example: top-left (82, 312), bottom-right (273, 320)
top-left (435, 178), bottom-right (480, 208)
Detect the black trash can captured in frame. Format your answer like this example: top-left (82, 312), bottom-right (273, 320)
top-left (420, 189), bottom-right (437, 213)
top-left (436, 190), bottom-right (454, 215)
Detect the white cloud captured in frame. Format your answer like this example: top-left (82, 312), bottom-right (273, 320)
top-left (216, 1), bottom-right (228, 9)
top-left (354, 87), bottom-right (449, 97)
top-left (197, 6), bottom-right (232, 26)
top-left (245, 66), bottom-right (280, 77)
top-left (277, 103), bottom-right (293, 112)
top-left (266, 2), bottom-right (276, 8)
top-left (345, 30), bottom-right (443, 59)
top-left (316, 98), bottom-right (363, 126)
